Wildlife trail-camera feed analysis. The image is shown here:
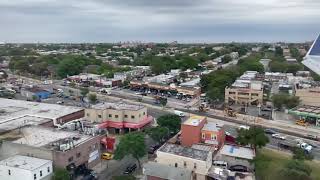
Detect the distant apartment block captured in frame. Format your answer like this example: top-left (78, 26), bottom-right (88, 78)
top-left (225, 71), bottom-right (263, 105)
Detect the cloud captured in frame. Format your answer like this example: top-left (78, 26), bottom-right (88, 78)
top-left (0, 0), bottom-right (319, 42)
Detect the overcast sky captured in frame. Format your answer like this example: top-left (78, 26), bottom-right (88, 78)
top-left (1, 0), bottom-right (320, 43)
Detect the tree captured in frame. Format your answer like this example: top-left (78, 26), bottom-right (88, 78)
top-left (52, 168), bottom-right (70, 180)
top-left (157, 114), bottom-right (181, 134)
top-left (272, 94), bottom-right (300, 110)
top-left (159, 97), bottom-right (167, 108)
top-left (88, 93), bottom-right (97, 104)
top-left (275, 47), bottom-right (283, 56)
top-left (114, 132), bottom-right (146, 168)
top-left (292, 147), bottom-right (314, 161)
top-left (145, 127), bottom-right (169, 143)
top-left (236, 127), bottom-right (269, 149)
top-left (80, 87), bottom-right (89, 97)
top-left (280, 160), bottom-right (312, 180)
top-left (221, 55), bottom-right (232, 64)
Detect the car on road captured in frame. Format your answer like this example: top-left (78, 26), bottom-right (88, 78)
top-left (123, 164), bottom-right (137, 174)
top-left (272, 133), bottom-right (286, 140)
top-left (238, 125), bottom-right (250, 130)
top-left (264, 129), bottom-right (276, 135)
top-left (101, 152), bottom-right (113, 160)
top-left (56, 101), bottom-right (64, 104)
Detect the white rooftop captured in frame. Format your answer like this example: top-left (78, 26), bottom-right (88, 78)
top-left (0, 155), bottom-right (51, 171)
top-left (220, 145), bottom-right (255, 160)
top-left (0, 98), bottom-right (83, 132)
top-left (13, 126), bottom-right (91, 148)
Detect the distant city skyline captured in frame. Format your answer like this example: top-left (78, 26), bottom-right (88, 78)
top-left (1, 0), bottom-right (319, 43)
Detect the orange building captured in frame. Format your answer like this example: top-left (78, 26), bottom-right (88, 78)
top-left (181, 115), bottom-right (225, 149)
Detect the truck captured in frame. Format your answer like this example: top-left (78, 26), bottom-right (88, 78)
top-left (279, 140), bottom-right (313, 153)
top-left (99, 88), bottom-right (112, 95)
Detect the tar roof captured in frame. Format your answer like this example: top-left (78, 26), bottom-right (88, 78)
top-left (0, 155), bottom-right (51, 171)
top-left (202, 122), bottom-right (221, 132)
top-left (158, 143), bottom-right (210, 161)
top-left (220, 145), bottom-right (255, 160)
top-left (143, 162), bottom-right (192, 180)
top-left (91, 102), bottom-right (144, 111)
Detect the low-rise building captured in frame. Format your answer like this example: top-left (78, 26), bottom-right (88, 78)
top-left (85, 102), bottom-right (153, 133)
top-left (225, 72), bottom-right (263, 106)
top-left (143, 161), bottom-right (192, 180)
top-left (0, 126), bottom-right (101, 170)
top-left (295, 87), bottom-right (320, 106)
top-left (0, 99), bottom-right (84, 133)
top-left (21, 87), bottom-right (51, 100)
top-left (181, 115), bottom-right (224, 149)
top-left (155, 143), bottom-right (213, 180)
top-left (0, 155), bottom-right (53, 180)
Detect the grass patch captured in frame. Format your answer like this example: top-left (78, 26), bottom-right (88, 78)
top-left (255, 148), bottom-right (320, 180)
top-left (112, 175), bottom-right (136, 180)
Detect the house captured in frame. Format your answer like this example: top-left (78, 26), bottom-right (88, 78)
top-left (155, 143), bottom-right (213, 180)
top-left (181, 115), bottom-right (225, 149)
top-left (0, 155), bottom-right (53, 180)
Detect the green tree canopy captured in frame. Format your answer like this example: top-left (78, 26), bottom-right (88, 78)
top-left (280, 160), bottom-right (312, 180)
top-left (80, 87), bottom-right (89, 97)
top-left (272, 94), bottom-right (300, 109)
top-left (88, 93), bottom-right (97, 104)
top-left (52, 168), bottom-right (70, 180)
top-left (236, 127), bottom-right (269, 149)
top-left (145, 127), bottom-right (169, 143)
top-left (157, 114), bottom-right (181, 134)
top-left (114, 132), bottom-right (146, 168)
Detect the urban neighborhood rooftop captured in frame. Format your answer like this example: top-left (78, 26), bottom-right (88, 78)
top-left (220, 144), bottom-right (255, 160)
top-left (0, 155), bottom-right (51, 170)
top-left (158, 143), bottom-right (210, 161)
top-left (0, 98), bottom-right (83, 133)
top-left (183, 115), bottom-right (206, 126)
top-left (91, 102), bottom-right (144, 111)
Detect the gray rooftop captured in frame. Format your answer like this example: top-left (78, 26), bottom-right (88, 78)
top-left (13, 126), bottom-right (92, 149)
top-left (91, 102), bottom-right (144, 111)
top-left (220, 145), bottom-right (255, 160)
top-left (143, 162), bottom-right (192, 180)
top-left (0, 98), bottom-right (83, 133)
top-left (158, 143), bottom-right (210, 161)
top-left (202, 122), bottom-right (221, 132)
top-left (0, 155), bottom-right (52, 171)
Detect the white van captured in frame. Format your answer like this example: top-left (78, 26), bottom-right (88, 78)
top-left (174, 110), bottom-right (185, 117)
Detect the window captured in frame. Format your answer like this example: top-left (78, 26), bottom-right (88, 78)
top-left (175, 163), bottom-right (178, 167)
top-left (68, 156), bottom-right (73, 162)
top-left (201, 133), bottom-right (205, 139)
top-left (47, 167), bottom-right (50, 173)
top-left (34, 174), bottom-right (37, 180)
top-left (131, 115), bottom-right (135, 119)
top-left (115, 115), bottom-right (119, 118)
top-left (86, 113), bottom-right (89, 117)
top-left (124, 115), bottom-right (128, 118)
top-left (8, 170), bottom-right (11, 175)
top-left (193, 174), bottom-right (197, 180)
top-left (76, 152), bottom-right (81, 158)
top-left (194, 163), bottom-right (197, 169)
top-left (40, 171), bottom-right (42, 177)
top-left (98, 115), bottom-right (102, 118)
top-left (211, 134), bottom-right (216, 140)
top-left (184, 161), bottom-right (187, 167)
top-left (143, 112), bottom-right (145, 115)
top-left (109, 114), bottom-right (112, 118)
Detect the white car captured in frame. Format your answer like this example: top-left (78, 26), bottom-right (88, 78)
top-left (238, 125), bottom-right (250, 130)
top-left (272, 133), bottom-right (286, 140)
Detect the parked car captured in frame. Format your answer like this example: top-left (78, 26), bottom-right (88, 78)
top-left (101, 152), bottom-right (113, 160)
top-left (123, 164), bottom-right (137, 174)
top-left (264, 129), bottom-right (276, 135)
top-left (272, 133), bottom-right (286, 140)
top-left (229, 165), bottom-right (248, 172)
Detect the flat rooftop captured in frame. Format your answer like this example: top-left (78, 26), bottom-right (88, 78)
top-left (91, 102), bottom-right (144, 111)
top-left (183, 115), bottom-right (206, 126)
top-left (158, 143), bottom-right (210, 161)
top-left (0, 98), bottom-right (83, 133)
top-left (202, 122), bottom-right (221, 132)
top-left (0, 155), bottom-right (51, 171)
top-left (220, 145), bottom-right (255, 160)
top-left (12, 126), bottom-right (92, 148)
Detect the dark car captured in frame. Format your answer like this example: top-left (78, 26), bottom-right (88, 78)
top-left (264, 128), bottom-right (276, 135)
top-left (123, 164), bottom-right (137, 174)
top-left (229, 165), bottom-right (248, 172)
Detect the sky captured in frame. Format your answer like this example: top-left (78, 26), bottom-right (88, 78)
top-left (0, 0), bottom-right (320, 43)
